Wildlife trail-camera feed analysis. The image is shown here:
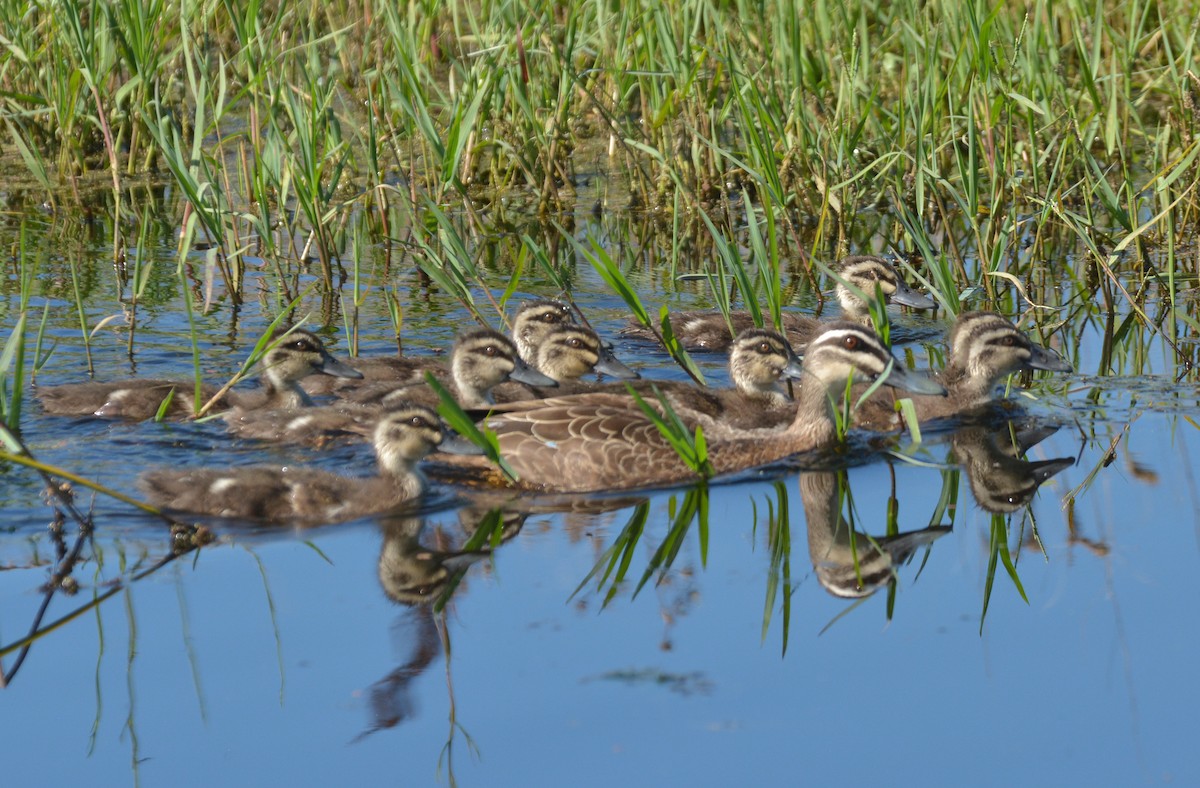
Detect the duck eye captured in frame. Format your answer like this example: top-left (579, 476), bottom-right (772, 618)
top-left (289, 340), bottom-right (309, 351)
top-left (758, 342), bottom-right (771, 353)
top-left (569, 338), bottom-right (582, 348)
top-left (484, 345), bottom-right (498, 356)
top-left (842, 335), bottom-right (860, 350)
top-left (1002, 335), bottom-right (1016, 346)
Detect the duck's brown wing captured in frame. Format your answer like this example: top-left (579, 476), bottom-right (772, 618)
top-left (483, 402), bottom-right (699, 492)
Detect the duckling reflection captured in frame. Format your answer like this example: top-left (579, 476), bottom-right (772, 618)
top-left (801, 471), bottom-right (951, 599)
top-left (357, 511), bottom-right (524, 741)
top-left (949, 423), bottom-right (1074, 513)
top-left (378, 518), bottom-right (481, 605)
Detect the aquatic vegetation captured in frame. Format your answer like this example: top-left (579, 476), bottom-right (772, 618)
top-left (0, 1), bottom-right (1196, 783)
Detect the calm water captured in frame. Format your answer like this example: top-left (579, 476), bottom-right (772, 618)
top-left (1, 212), bottom-right (1197, 786)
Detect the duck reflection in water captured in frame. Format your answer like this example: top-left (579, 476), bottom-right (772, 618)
top-left (801, 421), bottom-right (1074, 599)
top-left (801, 471), bottom-right (953, 599)
top-left (949, 423), bottom-right (1074, 514)
top-left (356, 510), bottom-right (525, 742)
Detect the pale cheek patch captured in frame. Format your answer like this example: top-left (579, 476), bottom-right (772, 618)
top-left (287, 415), bottom-right (316, 430)
top-left (209, 478), bottom-right (239, 495)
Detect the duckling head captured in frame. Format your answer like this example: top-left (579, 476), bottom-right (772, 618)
top-left (372, 404), bottom-right (445, 477)
top-left (727, 328), bottom-right (804, 396)
top-left (949, 312), bottom-right (1072, 398)
top-left (951, 425), bottom-right (1074, 513)
top-left (801, 322), bottom-right (946, 397)
top-left (511, 299), bottom-right (576, 363)
top-left (534, 324), bottom-right (638, 382)
top-left (452, 329), bottom-right (556, 406)
top-left (833, 255), bottom-right (936, 319)
top-left (260, 327), bottom-right (362, 387)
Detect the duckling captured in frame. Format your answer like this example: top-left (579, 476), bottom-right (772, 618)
top-left (582, 327), bottom-right (806, 430)
top-left (37, 328), bottom-right (361, 421)
top-left (141, 404), bottom-right (475, 523)
top-left (227, 328), bottom-right (556, 445)
top-left (531, 324), bottom-right (639, 383)
top-left (853, 311), bottom-right (1072, 431)
top-left (339, 328), bottom-right (556, 408)
top-left (800, 470), bottom-right (952, 599)
top-left (426, 322), bottom-right (945, 493)
top-left (303, 298), bottom-right (576, 399)
top-left (619, 255), bottom-right (937, 351)
top-left (494, 323), bottom-right (639, 401)
top-left (510, 298), bottom-right (577, 364)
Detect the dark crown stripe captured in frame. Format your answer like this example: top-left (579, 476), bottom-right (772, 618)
top-left (838, 256), bottom-right (898, 286)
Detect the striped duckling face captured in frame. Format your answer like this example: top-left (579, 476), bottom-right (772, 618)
top-left (833, 255), bottom-right (937, 317)
top-left (372, 404), bottom-right (446, 475)
top-left (260, 327), bottom-right (363, 385)
top-left (728, 328), bottom-right (805, 395)
top-left (801, 322), bottom-right (946, 396)
top-left (948, 311), bottom-right (1072, 389)
top-left (511, 299), bottom-right (576, 363)
top-left (534, 324), bottom-right (638, 383)
top-left (452, 328), bottom-right (556, 399)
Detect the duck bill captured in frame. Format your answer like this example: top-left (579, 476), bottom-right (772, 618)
top-left (1028, 456), bottom-right (1074, 485)
top-left (319, 356), bottom-right (364, 379)
top-left (438, 433), bottom-right (487, 455)
top-left (594, 348), bottom-right (640, 380)
top-left (509, 358), bottom-right (558, 387)
top-left (890, 279), bottom-right (937, 310)
top-left (1026, 344), bottom-right (1072, 373)
top-left (781, 355), bottom-right (805, 381)
top-left (879, 360), bottom-right (946, 396)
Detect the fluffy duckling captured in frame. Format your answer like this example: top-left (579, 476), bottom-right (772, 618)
top-left (337, 328), bottom-right (555, 409)
top-left (853, 311), bottom-right (1072, 430)
top-left (227, 328), bottom-right (555, 445)
top-left (37, 328), bottom-right (361, 420)
top-left (494, 323), bottom-right (639, 401)
top-left (510, 298), bottom-right (577, 364)
top-left (574, 327), bottom-right (806, 430)
top-left (619, 255), bottom-right (936, 351)
top-left (530, 324), bottom-right (639, 383)
top-left (141, 404), bottom-right (475, 523)
top-left (426, 322), bottom-right (945, 493)
top-left (303, 298), bottom-right (577, 398)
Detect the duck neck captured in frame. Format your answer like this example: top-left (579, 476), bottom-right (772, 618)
top-left (835, 285), bottom-right (871, 323)
top-left (938, 362), bottom-right (998, 408)
top-left (747, 381), bottom-right (792, 408)
top-left (751, 374), bottom-right (838, 449)
top-left (789, 376), bottom-right (840, 446)
top-left (453, 379), bottom-right (494, 409)
top-left (377, 446), bottom-right (428, 494)
top-left (261, 370), bottom-right (314, 409)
